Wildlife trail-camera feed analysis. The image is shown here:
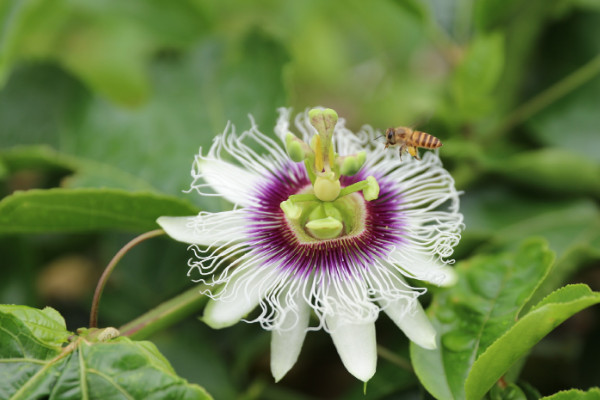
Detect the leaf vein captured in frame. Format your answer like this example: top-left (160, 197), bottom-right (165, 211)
top-left (87, 369), bottom-right (136, 400)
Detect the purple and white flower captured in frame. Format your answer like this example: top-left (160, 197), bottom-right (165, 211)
top-left (158, 108), bottom-right (463, 382)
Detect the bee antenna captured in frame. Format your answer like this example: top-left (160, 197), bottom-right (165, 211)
top-left (373, 135), bottom-right (384, 142)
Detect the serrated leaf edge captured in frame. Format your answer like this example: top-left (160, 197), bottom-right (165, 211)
top-left (539, 387), bottom-right (600, 400)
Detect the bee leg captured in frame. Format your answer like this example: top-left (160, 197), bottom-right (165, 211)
top-left (408, 146), bottom-right (420, 160)
top-left (398, 145), bottom-right (406, 161)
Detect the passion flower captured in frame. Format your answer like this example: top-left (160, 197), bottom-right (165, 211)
top-left (158, 108), bottom-right (463, 382)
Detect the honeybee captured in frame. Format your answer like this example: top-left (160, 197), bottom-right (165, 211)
top-left (383, 127), bottom-right (442, 160)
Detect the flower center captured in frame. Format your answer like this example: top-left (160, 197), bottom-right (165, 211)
top-left (280, 108), bottom-right (380, 241)
top-left (282, 190), bottom-right (366, 241)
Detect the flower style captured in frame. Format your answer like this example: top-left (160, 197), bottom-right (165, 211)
top-left (158, 108), bottom-right (463, 382)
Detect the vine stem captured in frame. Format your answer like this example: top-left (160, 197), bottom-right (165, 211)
top-left (377, 345), bottom-right (413, 371)
top-left (490, 53), bottom-right (600, 140)
top-left (119, 283), bottom-right (208, 339)
top-left (89, 229), bottom-right (165, 328)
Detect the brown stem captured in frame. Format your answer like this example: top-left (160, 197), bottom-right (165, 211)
top-left (89, 229), bottom-right (165, 328)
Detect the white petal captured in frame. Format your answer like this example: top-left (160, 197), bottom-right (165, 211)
top-left (383, 297), bottom-right (436, 350)
top-left (198, 158), bottom-right (259, 207)
top-left (326, 315), bottom-right (377, 382)
top-left (157, 216), bottom-right (196, 243)
top-left (388, 249), bottom-right (457, 287)
top-left (157, 210), bottom-right (248, 246)
top-left (270, 298), bottom-right (310, 382)
top-left (203, 266), bottom-right (279, 329)
top-left (436, 265), bottom-right (458, 287)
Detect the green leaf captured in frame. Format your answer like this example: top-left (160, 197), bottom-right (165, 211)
top-left (410, 239), bottom-right (554, 400)
top-left (0, 0), bottom-right (46, 85)
top-left (0, 64), bottom-right (84, 149)
top-left (59, 23), bottom-right (152, 107)
top-left (149, 321), bottom-right (239, 400)
top-left (573, 0), bottom-right (600, 11)
top-left (0, 305), bottom-right (211, 399)
top-left (443, 185), bottom-right (600, 311)
top-left (449, 32), bottom-right (505, 121)
top-left (1, 145), bottom-right (159, 192)
top-left (0, 308), bottom-right (65, 399)
top-left (526, 11), bottom-right (600, 162)
top-left (0, 188), bottom-right (198, 234)
top-left (460, 187), bottom-right (600, 259)
top-left (389, 0), bottom-right (430, 22)
top-left (0, 24), bottom-right (288, 201)
top-left (528, 78), bottom-right (600, 163)
top-left (0, 305), bottom-right (70, 347)
top-left (473, 0), bottom-right (524, 31)
top-left (59, 31), bottom-right (288, 200)
top-left (1, 146), bottom-right (74, 173)
top-left (465, 285), bottom-right (600, 400)
top-left (488, 148), bottom-right (600, 197)
top-left (52, 9), bottom-right (155, 106)
top-left (0, 0), bottom-right (206, 106)
top-left (540, 388), bottom-right (600, 400)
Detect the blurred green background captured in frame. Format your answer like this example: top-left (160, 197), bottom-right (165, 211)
top-left (1, 0), bottom-right (600, 398)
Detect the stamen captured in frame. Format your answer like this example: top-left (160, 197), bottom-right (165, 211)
top-left (337, 176), bottom-right (380, 201)
top-left (280, 200), bottom-right (302, 220)
top-left (339, 151), bottom-right (366, 176)
top-left (285, 132), bottom-right (311, 162)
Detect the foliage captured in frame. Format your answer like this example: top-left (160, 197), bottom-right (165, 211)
top-left (411, 240), bottom-right (600, 399)
top-left (1, 0), bottom-right (600, 399)
top-left (0, 305), bottom-right (210, 399)
top-left (0, 188), bottom-right (198, 233)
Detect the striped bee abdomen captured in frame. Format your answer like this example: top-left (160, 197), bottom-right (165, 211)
top-left (412, 130), bottom-right (442, 149)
